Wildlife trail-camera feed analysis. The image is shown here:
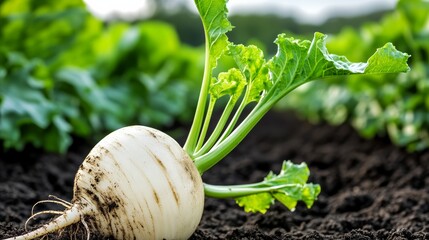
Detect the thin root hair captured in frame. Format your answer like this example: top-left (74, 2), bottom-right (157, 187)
top-left (81, 216), bottom-right (91, 240)
top-left (48, 195), bottom-right (73, 207)
top-left (31, 199), bottom-right (71, 216)
top-left (25, 210), bottom-right (65, 231)
top-left (27, 195), bottom-right (73, 232)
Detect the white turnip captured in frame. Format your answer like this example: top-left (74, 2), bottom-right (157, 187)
top-left (5, 126), bottom-right (204, 240)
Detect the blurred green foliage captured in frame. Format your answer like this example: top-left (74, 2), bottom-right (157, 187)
top-left (0, 0), bottom-right (423, 153)
top-left (155, 8), bottom-right (390, 54)
top-left (282, 0), bottom-right (429, 151)
top-left (0, 0), bottom-right (203, 153)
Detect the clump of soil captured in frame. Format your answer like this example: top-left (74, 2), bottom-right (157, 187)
top-left (1, 111), bottom-right (429, 239)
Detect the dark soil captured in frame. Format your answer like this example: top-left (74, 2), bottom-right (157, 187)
top-left (1, 111), bottom-right (429, 239)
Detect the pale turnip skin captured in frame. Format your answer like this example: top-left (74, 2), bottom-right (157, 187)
top-left (74, 126), bottom-right (205, 239)
top-left (6, 126), bottom-right (205, 240)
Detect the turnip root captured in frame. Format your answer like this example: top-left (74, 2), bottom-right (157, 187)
top-left (5, 126), bottom-right (204, 240)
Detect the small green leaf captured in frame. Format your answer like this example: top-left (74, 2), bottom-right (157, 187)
top-left (268, 161), bottom-right (321, 210)
top-left (210, 68), bottom-right (246, 101)
top-left (302, 183), bottom-right (322, 208)
top-left (236, 192), bottom-right (273, 214)
top-left (272, 188), bottom-right (301, 211)
top-left (233, 161), bottom-right (320, 214)
top-left (266, 161), bottom-right (310, 185)
top-left (271, 183), bottom-right (321, 211)
top-left (229, 44), bottom-right (271, 103)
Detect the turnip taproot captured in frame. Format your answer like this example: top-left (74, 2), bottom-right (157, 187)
top-left (3, 0), bottom-right (410, 239)
top-left (6, 126), bottom-right (204, 240)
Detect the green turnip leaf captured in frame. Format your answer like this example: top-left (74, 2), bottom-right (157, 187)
top-left (235, 161), bottom-right (321, 213)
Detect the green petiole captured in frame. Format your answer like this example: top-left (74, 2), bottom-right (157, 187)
top-left (194, 97), bottom-right (236, 157)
